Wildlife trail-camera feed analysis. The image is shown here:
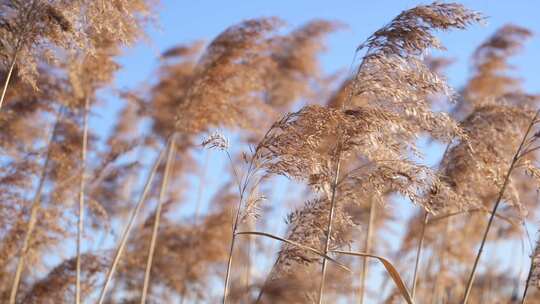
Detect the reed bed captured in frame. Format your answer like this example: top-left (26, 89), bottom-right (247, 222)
top-left (1, 1), bottom-right (540, 303)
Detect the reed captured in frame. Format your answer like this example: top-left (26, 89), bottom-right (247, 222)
top-left (2, 2), bottom-right (540, 303)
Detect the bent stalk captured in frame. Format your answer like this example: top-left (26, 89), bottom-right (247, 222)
top-left (97, 148), bottom-right (166, 304)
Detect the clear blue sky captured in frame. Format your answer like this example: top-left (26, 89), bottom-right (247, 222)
top-left (115, 0), bottom-right (539, 93)
top-left (92, 1), bottom-right (540, 302)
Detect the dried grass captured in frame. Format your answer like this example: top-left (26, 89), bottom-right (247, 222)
top-left (2, 2), bottom-right (540, 304)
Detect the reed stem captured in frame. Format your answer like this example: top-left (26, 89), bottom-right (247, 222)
top-left (462, 111), bottom-right (538, 303)
top-left (140, 136), bottom-right (176, 304)
top-left (222, 151), bottom-right (247, 304)
top-left (97, 148), bottom-right (166, 304)
top-left (521, 253), bottom-right (534, 304)
top-left (317, 147), bottom-right (342, 304)
top-left (9, 108), bottom-right (63, 304)
top-left (75, 96), bottom-right (90, 304)
top-left (0, 52), bottom-right (17, 111)
top-left (411, 211), bottom-right (429, 300)
top-left (359, 198), bottom-right (376, 304)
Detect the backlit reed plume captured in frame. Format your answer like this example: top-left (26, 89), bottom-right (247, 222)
top-left (126, 18), bottom-right (340, 303)
top-left (394, 24), bottom-right (538, 303)
top-left (20, 253), bottom-right (109, 304)
top-left (1, 1), bottom-right (153, 303)
top-left (0, 0), bottom-right (75, 109)
top-left (456, 24), bottom-right (533, 117)
top-left (253, 3), bottom-right (482, 303)
top-left (3, 2), bottom-right (540, 304)
top-left (116, 211), bottom-right (230, 302)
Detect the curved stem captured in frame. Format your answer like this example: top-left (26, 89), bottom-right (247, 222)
top-left (462, 111), bottom-right (538, 304)
top-left (521, 256), bottom-right (533, 304)
top-left (411, 211), bottom-right (429, 300)
top-left (235, 231), bottom-right (350, 272)
top-left (521, 222), bottom-right (537, 304)
top-left (97, 148), bottom-right (166, 304)
top-left (140, 136), bottom-right (176, 304)
top-left (76, 96), bottom-right (90, 304)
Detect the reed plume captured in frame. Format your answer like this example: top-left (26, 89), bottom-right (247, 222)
top-left (2, 2), bottom-right (540, 304)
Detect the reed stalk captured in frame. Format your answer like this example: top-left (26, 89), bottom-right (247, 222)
top-left (0, 51), bottom-right (18, 111)
top-left (462, 110), bottom-right (539, 303)
top-left (9, 108), bottom-right (64, 304)
top-left (140, 136), bottom-right (176, 304)
top-left (75, 96), bottom-right (90, 304)
top-left (97, 148), bottom-right (166, 304)
top-left (317, 146), bottom-right (342, 304)
top-left (411, 211), bottom-right (429, 300)
top-left (359, 198), bottom-right (376, 304)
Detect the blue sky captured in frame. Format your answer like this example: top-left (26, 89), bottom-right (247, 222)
top-left (115, 0), bottom-right (539, 92)
top-left (90, 1), bottom-right (540, 302)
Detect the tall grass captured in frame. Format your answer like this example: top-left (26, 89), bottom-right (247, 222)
top-left (1, 1), bottom-right (540, 304)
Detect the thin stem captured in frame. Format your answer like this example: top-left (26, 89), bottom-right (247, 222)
top-left (140, 136), bottom-right (176, 304)
top-left (429, 208), bottom-right (518, 227)
top-left (0, 0), bottom-right (36, 112)
top-left (411, 211), bottom-right (429, 300)
top-left (317, 147), bottom-right (343, 304)
top-left (315, 46), bottom-right (358, 304)
top-left (462, 111), bottom-right (538, 304)
top-left (244, 219), bottom-right (254, 303)
top-left (97, 148), bottom-right (166, 304)
top-left (194, 151), bottom-right (209, 224)
top-left (223, 225), bottom-right (239, 304)
top-left (222, 151), bottom-right (246, 304)
top-left (220, 131), bottom-right (273, 304)
top-left (518, 145), bottom-right (540, 159)
top-left (9, 108), bottom-right (63, 304)
top-left (0, 51), bottom-right (17, 111)
top-left (359, 198), bottom-right (376, 304)
top-left (76, 96), bottom-right (90, 304)
top-left (235, 231), bottom-right (350, 272)
top-left (432, 216), bottom-right (451, 304)
top-left (521, 254), bottom-right (534, 304)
